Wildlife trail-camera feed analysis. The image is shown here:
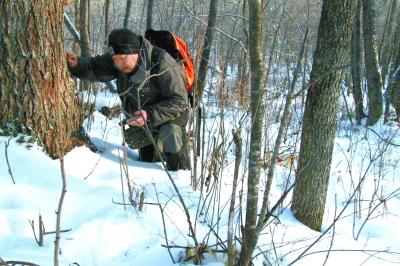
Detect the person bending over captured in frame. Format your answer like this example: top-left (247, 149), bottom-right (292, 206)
top-left (67, 28), bottom-right (191, 171)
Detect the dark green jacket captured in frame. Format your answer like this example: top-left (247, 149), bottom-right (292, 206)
top-left (69, 37), bottom-right (189, 128)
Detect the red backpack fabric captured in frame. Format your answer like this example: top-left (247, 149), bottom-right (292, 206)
top-left (145, 29), bottom-right (195, 93)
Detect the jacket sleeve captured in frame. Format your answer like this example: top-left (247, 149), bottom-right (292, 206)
top-left (144, 53), bottom-right (189, 128)
top-left (68, 53), bottom-right (117, 82)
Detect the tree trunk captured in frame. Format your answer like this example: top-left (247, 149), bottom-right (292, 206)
top-left (195, 0), bottom-right (219, 102)
top-left (351, 0), bottom-right (364, 123)
top-left (363, 0), bottom-right (383, 125)
top-left (380, 0), bottom-right (399, 86)
top-left (79, 0), bottom-right (91, 57)
top-left (0, 1), bottom-right (82, 158)
top-left (146, 0), bottom-right (154, 30)
top-left (123, 0), bottom-right (132, 28)
top-left (387, 28), bottom-right (400, 120)
top-left (384, 1), bottom-right (400, 122)
top-left (239, 0), bottom-right (265, 265)
top-left (291, 0), bottom-right (357, 232)
top-left (104, 0), bottom-right (110, 50)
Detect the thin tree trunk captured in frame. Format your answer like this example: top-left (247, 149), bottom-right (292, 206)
top-left (239, 0), bottom-right (265, 265)
top-left (351, 0), bottom-right (364, 123)
top-left (387, 29), bottom-right (400, 120)
top-left (291, 0), bottom-right (357, 232)
top-left (79, 0), bottom-right (91, 57)
top-left (146, 0), bottom-right (154, 30)
top-left (0, 1), bottom-right (81, 158)
top-left (363, 0), bottom-right (383, 125)
top-left (104, 0), bottom-right (110, 50)
top-left (380, 0), bottom-right (399, 85)
top-left (195, 0), bottom-right (219, 102)
top-left (257, 28), bottom-right (309, 230)
top-left (123, 0), bottom-right (132, 28)
top-left (54, 157), bottom-right (67, 266)
top-left (227, 130), bottom-right (242, 266)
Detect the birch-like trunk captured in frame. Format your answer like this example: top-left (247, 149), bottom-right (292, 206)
top-left (239, 0), bottom-right (265, 265)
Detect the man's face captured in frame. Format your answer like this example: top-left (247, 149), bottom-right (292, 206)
top-left (112, 53), bottom-right (139, 74)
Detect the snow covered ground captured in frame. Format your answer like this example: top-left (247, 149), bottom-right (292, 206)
top-left (1, 92), bottom-right (400, 266)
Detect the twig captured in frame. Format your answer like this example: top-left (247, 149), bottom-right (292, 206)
top-left (29, 214), bottom-right (44, 246)
top-left (5, 138), bottom-right (16, 184)
top-left (366, 126), bottom-right (400, 147)
top-left (54, 157), bottom-right (67, 266)
top-left (83, 153), bottom-right (104, 180)
top-left (153, 184), bottom-right (175, 263)
top-left (161, 244), bottom-right (226, 254)
top-left (323, 195), bottom-right (337, 265)
top-left (117, 148), bottom-right (127, 211)
top-left (142, 124), bottom-right (199, 247)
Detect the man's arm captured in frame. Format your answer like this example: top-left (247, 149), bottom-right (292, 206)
top-left (66, 52), bottom-right (117, 82)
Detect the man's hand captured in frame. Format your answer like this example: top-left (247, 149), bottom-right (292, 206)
top-left (127, 110), bottom-right (148, 127)
top-left (66, 52), bottom-right (78, 68)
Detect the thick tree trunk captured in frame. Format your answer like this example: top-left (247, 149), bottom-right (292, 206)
top-left (291, 0), bottom-right (357, 232)
top-left (363, 0), bottom-right (383, 125)
top-left (0, 1), bottom-right (81, 158)
top-left (239, 0), bottom-right (265, 265)
top-left (351, 0), bottom-right (364, 123)
top-left (195, 0), bottom-right (219, 102)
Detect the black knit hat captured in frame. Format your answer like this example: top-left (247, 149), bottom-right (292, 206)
top-left (108, 28), bottom-right (142, 55)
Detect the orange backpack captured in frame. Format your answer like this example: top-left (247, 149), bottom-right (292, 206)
top-left (145, 29), bottom-right (195, 93)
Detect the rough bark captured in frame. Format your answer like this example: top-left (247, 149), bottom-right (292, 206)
top-left (351, 0), bottom-right (364, 123)
top-left (363, 0), bottom-right (383, 125)
top-left (239, 0), bottom-right (265, 265)
top-left (0, 1), bottom-right (82, 158)
top-left (291, 0), bottom-right (357, 231)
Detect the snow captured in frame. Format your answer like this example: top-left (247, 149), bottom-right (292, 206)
top-left (1, 92), bottom-right (400, 266)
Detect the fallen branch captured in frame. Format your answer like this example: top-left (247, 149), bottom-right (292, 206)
top-left (0, 261), bottom-right (40, 266)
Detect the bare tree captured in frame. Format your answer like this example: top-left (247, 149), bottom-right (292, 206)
top-left (79, 0), bottom-right (91, 57)
top-left (363, 0), bottom-right (383, 125)
top-left (351, 0), bottom-right (364, 123)
top-left (123, 0), bottom-right (132, 28)
top-left (195, 0), bottom-right (219, 102)
top-left (291, 0), bottom-right (357, 231)
top-left (239, 0), bottom-right (266, 265)
top-left (104, 0), bottom-right (111, 49)
top-left (146, 0), bottom-right (154, 30)
top-left (380, 0), bottom-right (399, 86)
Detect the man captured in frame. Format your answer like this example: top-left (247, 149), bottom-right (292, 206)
top-left (66, 28), bottom-right (191, 171)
